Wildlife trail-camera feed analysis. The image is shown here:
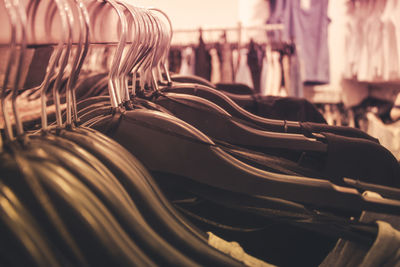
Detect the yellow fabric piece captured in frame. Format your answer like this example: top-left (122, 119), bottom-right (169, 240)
top-left (207, 232), bottom-right (276, 267)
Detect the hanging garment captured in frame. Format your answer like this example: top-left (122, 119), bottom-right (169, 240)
top-left (259, 47), bottom-right (269, 96)
top-left (207, 232), bottom-right (276, 267)
top-left (218, 41), bottom-right (234, 83)
top-left (210, 48), bottom-right (221, 84)
top-left (247, 39), bottom-right (263, 93)
top-left (392, 0), bottom-right (400, 78)
top-left (364, 112), bottom-right (400, 161)
top-left (355, 0), bottom-right (386, 81)
top-left (366, 0), bottom-right (386, 81)
top-left (232, 49), bottom-right (239, 78)
top-left (390, 92), bottom-right (400, 122)
top-left (266, 0), bottom-right (286, 42)
top-left (289, 49), bottom-right (303, 98)
top-left (233, 95), bottom-right (327, 123)
top-left (270, 51), bottom-right (282, 96)
top-left (215, 83), bottom-right (255, 95)
top-left (265, 47), bottom-right (275, 95)
top-left (234, 48), bottom-right (254, 89)
top-left (194, 36), bottom-right (212, 81)
top-left (320, 195), bottom-right (400, 267)
top-left (310, 132), bottom-right (400, 188)
top-left (343, 0), bottom-right (365, 79)
top-left (381, 0), bottom-right (399, 81)
top-left (168, 48), bottom-right (182, 74)
top-left (179, 47), bottom-right (196, 76)
top-left (356, 1), bottom-right (370, 81)
top-left (283, 0), bottom-right (330, 84)
top-left (281, 54), bottom-right (290, 96)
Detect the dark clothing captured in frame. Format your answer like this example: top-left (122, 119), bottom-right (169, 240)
top-left (300, 122), bottom-right (379, 143)
top-left (215, 84), bottom-right (327, 123)
top-left (320, 132), bottom-right (400, 188)
top-left (216, 83), bottom-right (256, 95)
top-left (320, 210), bottom-right (400, 267)
top-left (168, 48), bottom-right (182, 73)
top-left (252, 96), bottom-right (327, 123)
top-left (152, 172), bottom-right (337, 267)
top-left (247, 40), bottom-right (263, 93)
top-left (353, 97), bottom-right (394, 125)
top-left (195, 36), bottom-right (212, 81)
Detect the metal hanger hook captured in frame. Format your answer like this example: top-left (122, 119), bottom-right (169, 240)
top-left (100, 0), bottom-right (128, 108)
top-left (1, 0), bottom-right (18, 141)
top-left (9, 0), bottom-right (28, 138)
top-left (52, 0), bottom-right (75, 127)
top-left (39, 0), bottom-right (70, 131)
top-left (148, 8), bottom-right (173, 84)
top-left (69, 0), bottom-right (91, 125)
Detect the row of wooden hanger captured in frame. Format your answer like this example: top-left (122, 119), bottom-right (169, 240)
top-left (0, 1), bottom-right (256, 266)
top-left (1, 0), bottom-right (400, 218)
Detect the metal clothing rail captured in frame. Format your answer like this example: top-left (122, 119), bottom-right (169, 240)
top-left (173, 23), bottom-right (284, 33)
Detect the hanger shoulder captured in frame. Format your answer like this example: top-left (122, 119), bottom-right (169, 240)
top-left (153, 92), bottom-right (327, 153)
top-left (89, 109), bottom-right (400, 215)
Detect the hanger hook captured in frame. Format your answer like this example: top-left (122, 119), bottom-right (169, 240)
top-left (52, 0), bottom-right (74, 128)
top-left (97, 0), bottom-right (127, 108)
top-left (63, 0), bottom-right (87, 127)
top-left (1, 0), bottom-right (18, 141)
top-left (152, 11), bottom-right (170, 85)
top-left (26, 0), bottom-right (40, 43)
top-left (139, 8), bottom-right (160, 91)
top-left (39, 0), bottom-right (69, 131)
top-left (148, 8), bottom-right (173, 85)
top-left (145, 9), bottom-right (169, 91)
top-left (121, 3), bottom-right (146, 102)
top-left (9, 0), bottom-right (28, 138)
top-left (69, 0), bottom-right (90, 126)
top-left (115, 1), bottom-right (138, 103)
top-left (148, 11), bottom-right (164, 91)
top-left (129, 7), bottom-right (152, 94)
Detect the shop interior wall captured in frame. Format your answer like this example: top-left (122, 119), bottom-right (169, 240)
top-left (128, 0), bottom-right (270, 44)
top-left (128, 0), bottom-right (239, 30)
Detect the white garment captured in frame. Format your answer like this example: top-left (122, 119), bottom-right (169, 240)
top-left (234, 48), bottom-right (254, 89)
top-left (381, 0), bottom-right (399, 80)
top-left (357, 1), bottom-right (372, 81)
top-left (265, 47), bottom-right (275, 95)
top-left (232, 49), bottom-right (239, 77)
top-left (392, 0), bottom-right (400, 78)
top-left (209, 48), bottom-right (221, 84)
top-left (270, 51), bottom-right (282, 96)
top-left (366, 0), bottom-right (385, 80)
top-left (350, 0), bottom-right (398, 81)
top-left (343, 18), bottom-right (355, 78)
top-left (208, 232), bottom-right (276, 267)
top-left (390, 92), bottom-right (400, 121)
top-left (346, 3), bottom-right (364, 78)
top-left (259, 51), bottom-right (269, 96)
top-left (363, 112), bottom-right (400, 160)
top-left (179, 47), bottom-right (195, 76)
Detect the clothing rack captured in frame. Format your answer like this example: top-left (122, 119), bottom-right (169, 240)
top-left (2, 1), bottom-right (400, 266)
top-left (173, 23), bottom-right (284, 48)
top-left (173, 23), bottom-right (284, 33)
top-left (168, 23), bottom-right (295, 96)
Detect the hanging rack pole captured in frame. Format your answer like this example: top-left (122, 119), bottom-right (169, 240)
top-left (173, 23), bottom-right (284, 33)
